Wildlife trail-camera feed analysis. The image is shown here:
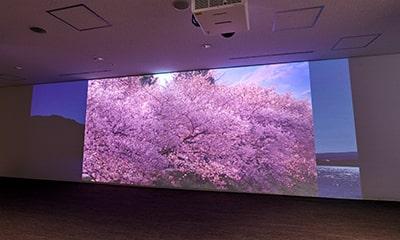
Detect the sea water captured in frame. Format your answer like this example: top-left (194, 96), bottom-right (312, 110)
top-left (317, 166), bottom-right (362, 199)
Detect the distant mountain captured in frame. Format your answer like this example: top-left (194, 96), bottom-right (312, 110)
top-left (316, 152), bottom-right (359, 167)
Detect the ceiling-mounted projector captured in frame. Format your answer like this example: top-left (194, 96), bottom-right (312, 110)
top-left (191, 0), bottom-right (250, 38)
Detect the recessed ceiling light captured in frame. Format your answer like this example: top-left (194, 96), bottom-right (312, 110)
top-left (202, 43), bottom-right (212, 49)
top-left (172, 0), bottom-right (189, 10)
top-left (29, 26), bottom-right (47, 34)
top-left (15, 66), bottom-right (23, 70)
top-left (94, 57), bottom-right (104, 61)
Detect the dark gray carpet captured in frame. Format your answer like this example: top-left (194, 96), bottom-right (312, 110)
top-left (1, 177), bottom-right (399, 240)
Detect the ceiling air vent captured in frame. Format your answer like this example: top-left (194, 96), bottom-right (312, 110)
top-left (195, 0), bottom-right (208, 10)
top-left (195, 0), bottom-right (243, 10)
top-left (211, 0), bottom-right (241, 7)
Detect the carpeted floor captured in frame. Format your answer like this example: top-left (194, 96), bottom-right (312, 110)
top-left (1, 177), bottom-right (399, 240)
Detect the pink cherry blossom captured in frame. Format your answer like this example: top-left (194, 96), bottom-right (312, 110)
top-left (83, 71), bottom-right (317, 195)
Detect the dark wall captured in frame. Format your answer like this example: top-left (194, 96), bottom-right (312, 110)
top-left (0, 86), bottom-right (84, 181)
top-left (0, 86), bottom-right (32, 177)
top-left (350, 54), bottom-right (400, 201)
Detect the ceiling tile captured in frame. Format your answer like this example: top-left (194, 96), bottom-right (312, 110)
top-left (47, 4), bottom-right (111, 31)
top-left (332, 34), bottom-right (382, 50)
top-left (273, 6), bottom-right (324, 32)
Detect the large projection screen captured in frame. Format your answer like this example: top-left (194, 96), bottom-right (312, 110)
top-left (82, 62), bottom-right (318, 196)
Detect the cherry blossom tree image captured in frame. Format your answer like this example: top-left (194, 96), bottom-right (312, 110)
top-left (83, 66), bottom-right (317, 196)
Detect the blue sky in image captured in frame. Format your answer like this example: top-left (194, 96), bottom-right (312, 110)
top-left (309, 59), bottom-right (357, 153)
top-left (155, 62), bottom-right (311, 101)
top-left (215, 62), bottom-right (311, 101)
top-left (31, 81), bottom-right (88, 124)
top-left (30, 60), bottom-right (357, 153)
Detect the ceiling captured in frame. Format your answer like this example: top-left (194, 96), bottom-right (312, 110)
top-left (1, 0), bottom-right (400, 87)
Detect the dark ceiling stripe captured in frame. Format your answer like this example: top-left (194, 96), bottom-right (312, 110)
top-left (0, 74), bottom-right (26, 82)
top-left (230, 50), bottom-right (314, 60)
top-left (59, 69), bottom-right (112, 77)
